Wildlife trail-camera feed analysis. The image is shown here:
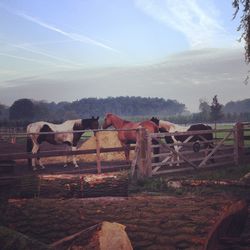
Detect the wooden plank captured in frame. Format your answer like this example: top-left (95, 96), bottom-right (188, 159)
top-left (243, 135), bottom-right (250, 140)
top-left (198, 130), bottom-right (233, 168)
top-left (152, 160), bottom-right (235, 176)
top-left (0, 146), bottom-right (136, 161)
top-left (150, 128), bottom-right (233, 138)
top-left (152, 138), bottom-right (198, 169)
top-left (95, 132), bottom-right (101, 174)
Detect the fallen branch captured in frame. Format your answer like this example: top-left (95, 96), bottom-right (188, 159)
top-left (50, 223), bottom-right (101, 249)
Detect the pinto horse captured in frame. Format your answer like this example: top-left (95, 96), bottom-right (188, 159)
top-left (27, 117), bottom-right (99, 170)
top-left (151, 117), bottom-right (214, 166)
top-left (102, 113), bottom-right (159, 161)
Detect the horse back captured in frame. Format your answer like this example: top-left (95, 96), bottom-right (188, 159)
top-left (117, 120), bottom-right (158, 143)
top-left (139, 120), bottom-right (159, 133)
top-left (188, 124), bottom-right (213, 141)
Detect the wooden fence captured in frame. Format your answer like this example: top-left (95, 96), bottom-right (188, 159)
top-left (0, 129), bottom-right (135, 175)
top-left (131, 122), bottom-right (250, 180)
top-left (0, 122), bottom-right (250, 179)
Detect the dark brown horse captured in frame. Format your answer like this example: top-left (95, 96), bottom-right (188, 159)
top-left (102, 113), bottom-right (159, 161)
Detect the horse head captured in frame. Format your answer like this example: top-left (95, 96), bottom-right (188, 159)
top-left (90, 116), bottom-right (99, 129)
top-left (102, 113), bottom-right (113, 129)
top-left (81, 116), bottom-right (99, 130)
top-left (150, 117), bottom-right (160, 126)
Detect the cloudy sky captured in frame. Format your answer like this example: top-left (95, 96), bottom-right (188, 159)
top-left (0, 0), bottom-right (249, 112)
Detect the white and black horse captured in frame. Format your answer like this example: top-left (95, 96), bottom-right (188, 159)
top-left (27, 117), bottom-right (99, 170)
top-left (151, 117), bottom-right (214, 166)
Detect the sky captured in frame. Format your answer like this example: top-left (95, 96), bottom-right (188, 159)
top-left (0, 0), bottom-right (249, 112)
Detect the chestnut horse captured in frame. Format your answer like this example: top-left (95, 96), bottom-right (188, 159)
top-left (102, 113), bottom-right (159, 161)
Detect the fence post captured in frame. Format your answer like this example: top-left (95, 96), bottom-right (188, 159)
top-left (234, 122), bottom-right (244, 165)
top-left (95, 131), bottom-right (101, 174)
top-left (133, 127), bottom-right (152, 181)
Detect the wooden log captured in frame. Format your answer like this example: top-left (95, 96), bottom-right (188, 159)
top-left (39, 172), bottom-right (129, 198)
top-left (0, 172), bottom-right (129, 199)
top-left (0, 175), bottom-right (40, 199)
top-left (204, 200), bottom-right (248, 250)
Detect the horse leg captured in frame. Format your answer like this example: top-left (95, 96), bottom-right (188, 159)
top-left (72, 146), bottom-right (79, 168)
top-left (124, 143), bottom-right (130, 162)
top-left (37, 148), bottom-right (45, 169)
top-left (63, 142), bottom-right (71, 167)
top-left (31, 143), bottom-right (39, 171)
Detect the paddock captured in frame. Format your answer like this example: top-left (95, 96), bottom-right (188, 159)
top-left (0, 122), bottom-right (250, 178)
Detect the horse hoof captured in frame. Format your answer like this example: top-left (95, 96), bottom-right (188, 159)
top-left (64, 164), bottom-right (68, 168)
top-left (33, 167), bottom-right (37, 171)
top-left (74, 165), bottom-right (79, 168)
top-left (40, 165), bottom-right (45, 169)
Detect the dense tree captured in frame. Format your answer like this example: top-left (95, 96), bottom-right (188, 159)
top-left (9, 99), bottom-right (35, 120)
top-left (2, 96), bottom-right (250, 126)
top-left (233, 0), bottom-right (250, 64)
top-left (199, 99), bottom-right (210, 121)
top-left (0, 103), bottom-right (8, 118)
top-left (223, 98), bottom-right (250, 113)
top-left (210, 95), bottom-right (224, 127)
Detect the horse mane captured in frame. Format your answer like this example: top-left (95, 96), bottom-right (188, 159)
top-left (73, 119), bottom-right (84, 130)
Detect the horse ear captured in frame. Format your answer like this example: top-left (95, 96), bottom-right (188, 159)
top-left (96, 116), bottom-right (99, 120)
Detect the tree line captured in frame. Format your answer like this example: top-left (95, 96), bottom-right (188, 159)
top-left (0, 97), bottom-right (186, 126)
top-left (0, 96), bottom-right (250, 127)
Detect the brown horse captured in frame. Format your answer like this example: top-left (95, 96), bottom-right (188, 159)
top-left (102, 113), bottom-right (159, 161)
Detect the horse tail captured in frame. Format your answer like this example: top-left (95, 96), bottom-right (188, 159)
top-left (26, 137), bottom-right (33, 166)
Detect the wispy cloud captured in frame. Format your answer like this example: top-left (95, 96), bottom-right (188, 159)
top-left (17, 12), bottom-right (120, 53)
top-left (135, 0), bottom-right (233, 49)
top-left (12, 43), bottom-right (86, 67)
top-left (0, 52), bottom-right (81, 69)
top-left (0, 2), bottom-right (120, 53)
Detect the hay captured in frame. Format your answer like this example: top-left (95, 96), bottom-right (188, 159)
top-left (43, 131), bottom-right (135, 165)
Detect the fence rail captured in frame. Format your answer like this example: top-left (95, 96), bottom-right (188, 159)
top-left (0, 129), bottom-right (137, 174)
top-left (0, 123), bottom-right (250, 179)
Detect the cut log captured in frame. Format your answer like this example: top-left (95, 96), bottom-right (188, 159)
top-left (0, 172), bottom-right (129, 199)
top-left (204, 200), bottom-right (248, 250)
top-left (50, 221), bottom-right (133, 250)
